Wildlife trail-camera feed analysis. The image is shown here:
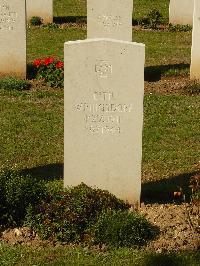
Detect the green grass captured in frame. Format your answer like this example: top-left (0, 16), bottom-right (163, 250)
top-left (0, 245), bottom-right (199, 266)
top-left (0, 90), bottom-right (199, 183)
top-left (54, 0), bottom-right (170, 22)
top-left (0, 90), bottom-right (63, 170)
top-left (27, 27), bottom-right (191, 68)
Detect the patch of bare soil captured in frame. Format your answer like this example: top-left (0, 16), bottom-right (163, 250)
top-left (140, 203), bottom-right (199, 252)
top-left (145, 76), bottom-right (190, 95)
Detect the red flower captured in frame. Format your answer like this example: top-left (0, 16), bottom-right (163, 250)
top-left (44, 57), bottom-right (54, 66)
top-left (33, 59), bottom-right (42, 68)
top-left (56, 61), bottom-right (64, 69)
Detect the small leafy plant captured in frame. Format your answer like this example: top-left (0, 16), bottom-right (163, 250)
top-left (0, 77), bottom-right (30, 91)
top-left (29, 16), bottom-right (43, 26)
top-left (26, 183), bottom-right (130, 243)
top-left (33, 57), bottom-right (64, 88)
top-left (168, 24), bottom-right (192, 32)
top-left (0, 170), bottom-right (47, 227)
top-left (139, 9), bottom-right (163, 29)
top-left (92, 210), bottom-right (157, 247)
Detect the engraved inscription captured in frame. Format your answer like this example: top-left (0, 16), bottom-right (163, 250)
top-left (95, 60), bottom-right (112, 78)
top-left (74, 91), bottom-right (133, 135)
top-left (0, 3), bottom-right (18, 31)
top-left (98, 15), bottom-right (122, 27)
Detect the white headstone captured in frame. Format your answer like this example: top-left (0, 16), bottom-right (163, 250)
top-left (169, 0), bottom-right (194, 25)
top-left (190, 0), bottom-right (200, 79)
top-left (0, 0), bottom-right (26, 78)
top-left (26, 0), bottom-right (53, 24)
top-left (87, 0), bottom-right (133, 41)
top-left (64, 38), bottom-right (145, 205)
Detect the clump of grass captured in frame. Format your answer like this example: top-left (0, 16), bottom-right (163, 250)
top-left (163, 67), bottom-right (189, 77)
top-left (0, 170), bottom-right (47, 227)
top-left (183, 80), bottom-right (200, 95)
top-left (0, 77), bottom-right (30, 91)
top-left (168, 24), bottom-right (192, 32)
top-left (92, 210), bottom-right (157, 247)
top-left (26, 183), bottom-right (130, 243)
top-left (29, 16), bottom-right (43, 26)
top-left (139, 9), bottom-right (163, 29)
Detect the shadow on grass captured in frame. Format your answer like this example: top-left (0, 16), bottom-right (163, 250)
top-left (20, 163), bottom-right (63, 181)
top-left (145, 63), bottom-right (189, 82)
top-left (54, 16), bottom-right (87, 24)
top-left (143, 252), bottom-right (200, 266)
top-left (53, 16), bottom-right (139, 25)
top-left (141, 171), bottom-right (198, 204)
top-left (19, 164), bottom-right (197, 204)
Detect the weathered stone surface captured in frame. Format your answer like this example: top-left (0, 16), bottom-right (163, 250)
top-left (26, 0), bottom-right (53, 24)
top-left (169, 0), bottom-right (194, 25)
top-left (190, 0), bottom-right (200, 79)
top-left (0, 0), bottom-right (26, 78)
top-left (87, 0), bottom-right (133, 41)
top-left (64, 38), bottom-right (145, 205)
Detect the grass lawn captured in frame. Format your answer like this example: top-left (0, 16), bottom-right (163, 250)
top-left (54, 0), bottom-right (170, 23)
top-left (0, 245), bottom-right (199, 266)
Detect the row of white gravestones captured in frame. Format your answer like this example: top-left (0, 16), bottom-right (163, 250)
top-left (64, 0), bottom-right (145, 205)
top-left (26, 0), bottom-right (53, 24)
top-left (190, 0), bottom-right (200, 79)
top-left (169, 0), bottom-right (194, 26)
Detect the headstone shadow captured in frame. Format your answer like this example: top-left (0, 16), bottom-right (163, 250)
top-left (141, 170), bottom-right (198, 204)
top-left (144, 63), bottom-right (190, 82)
top-left (53, 16), bottom-right (87, 24)
top-left (20, 163), bottom-right (63, 181)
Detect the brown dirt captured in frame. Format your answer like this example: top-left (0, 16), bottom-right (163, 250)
top-left (145, 76), bottom-right (190, 95)
top-left (140, 203), bottom-right (199, 252)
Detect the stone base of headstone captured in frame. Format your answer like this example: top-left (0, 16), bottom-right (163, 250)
top-left (169, 0), bottom-right (194, 26)
top-left (26, 0), bottom-right (53, 24)
top-left (64, 38), bottom-right (145, 205)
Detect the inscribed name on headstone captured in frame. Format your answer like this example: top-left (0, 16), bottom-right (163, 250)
top-left (64, 39), bottom-right (145, 204)
top-left (169, 0), bottom-right (194, 25)
top-left (26, 0), bottom-right (53, 24)
top-left (0, 0), bottom-right (26, 78)
top-left (87, 0), bottom-right (133, 41)
top-left (190, 0), bottom-right (200, 79)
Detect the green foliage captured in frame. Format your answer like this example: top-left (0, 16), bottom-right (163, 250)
top-left (93, 210), bottom-right (157, 248)
top-left (26, 183), bottom-right (130, 243)
top-left (139, 9), bottom-right (163, 29)
top-left (33, 57), bottom-right (64, 88)
top-left (183, 80), bottom-right (200, 95)
top-left (0, 77), bottom-right (30, 91)
top-left (0, 170), bottom-right (47, 227)
top-left (41, 23), bottom-right (59, 29)
top-left (29, 16), bottom-right (43, 26)
top-left (169, 24), bottom-right (192, 32)
top-left (163, 67), bottom-right (189, 77)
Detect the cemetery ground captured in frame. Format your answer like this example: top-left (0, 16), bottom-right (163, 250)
top-left (0, 1), bottom-right (200, 265)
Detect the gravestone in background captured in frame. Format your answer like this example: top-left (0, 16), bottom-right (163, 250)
top-left (87, 0), bottom-right (133, 41)
top-left (26, 0), bottom-right (53, 24)
top-left (169, 0), bottom-right (194, 25)
top-left (190, 0), bottom-right (200, 79)
top-left (64, 39), bottom-right (145, 205)
top-left (0, 0), bottom-right (26, 78)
